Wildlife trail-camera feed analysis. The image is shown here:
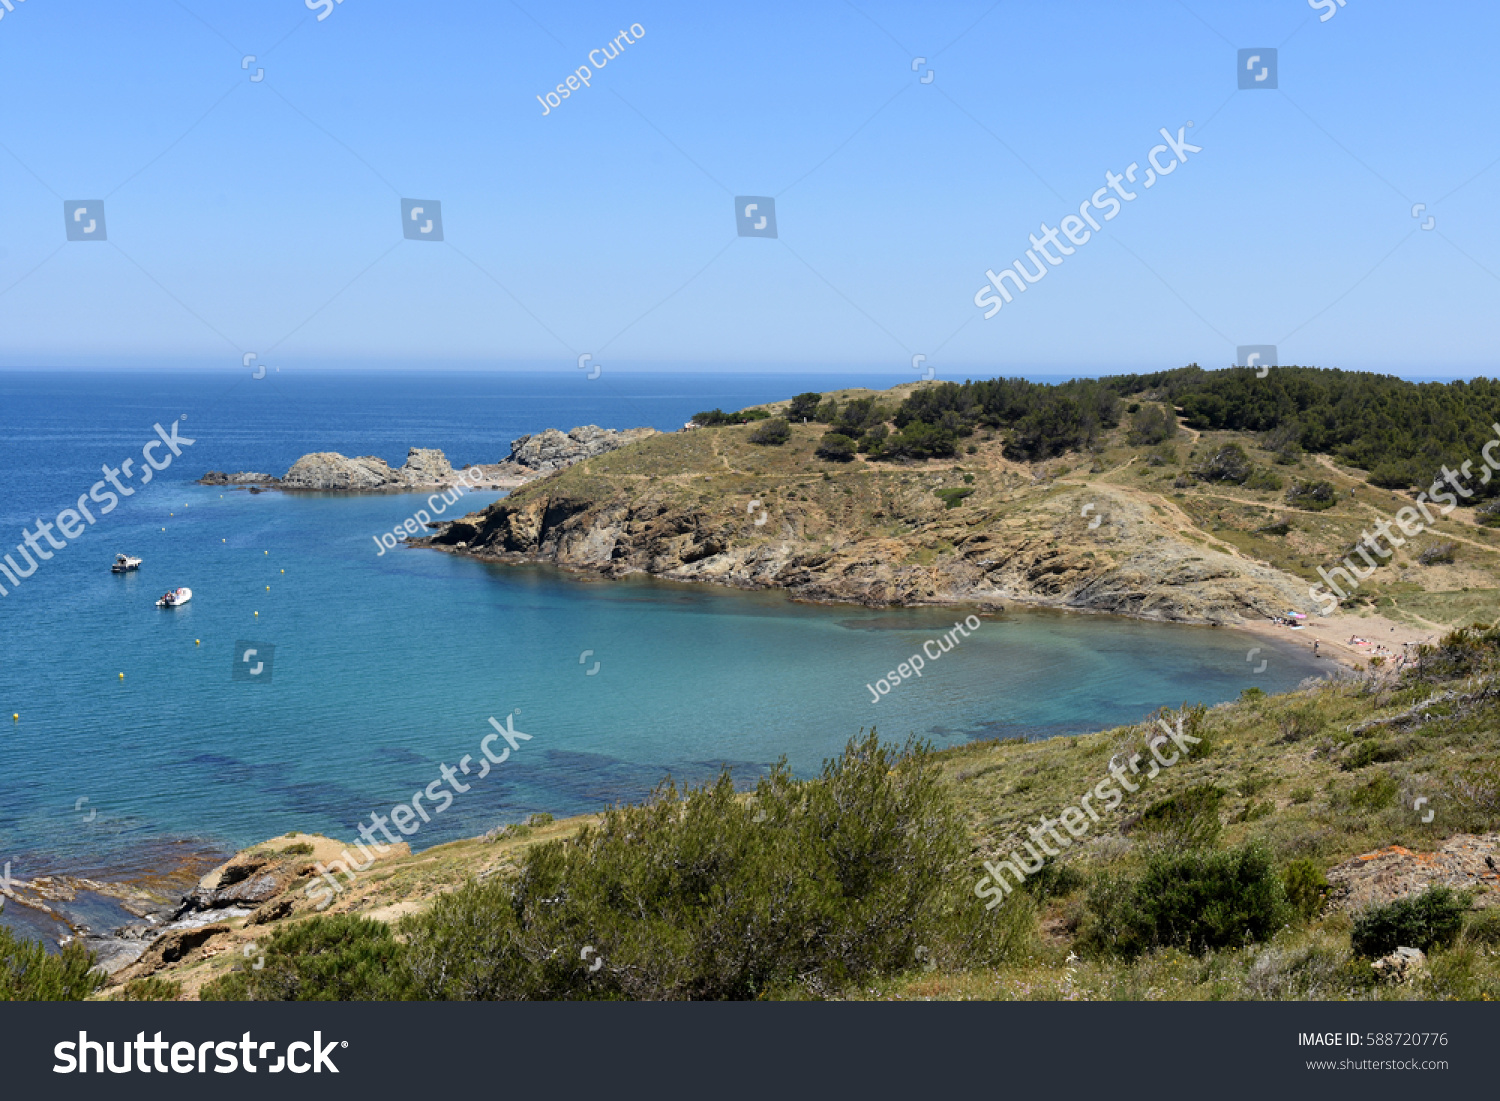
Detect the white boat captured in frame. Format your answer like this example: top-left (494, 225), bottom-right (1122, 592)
top-left (156, 588), bottom-right (192, 608)
top-left (112, 554), bottom-right (142, 573)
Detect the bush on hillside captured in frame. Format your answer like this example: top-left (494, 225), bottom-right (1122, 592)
top-left (787, 392), bottom-right (822, 421)
top-left (1282, 858), bottom-right (1330, 921)
top-left (401, 734), bottom-right (1030, 1000)
top-left (1128, 784), bottom-right (1224, 850)
top-left (934, 487), bottom-right (975, 510)
top-left (1286, 479), bottom-right (1338, 510)
top-left (1081, 844), bottom-right (1292, 958)
top-left (691, 407), bottom-right (770, 427)
top-left (1193, 444), bottom-right (1253, 484)
top-left (201, 915), bottom-right (411, 1001)
top-left (871, 421), bottom-right (958, 461)
top-left (1351, 887), bottom-right (1469, 958)
top-left (815, 433), bottom-right (858, 462)
top-left (1245, 466), bottom-right (1284, 492)
top-left (1127, 403), bottom-right (1177, 446)
top-left (118, 977), bottom-right (183, 1001)
top-left (748, 418), bottom-right (791, 446)
top-left (0, 927), bottom-right (103, 1001)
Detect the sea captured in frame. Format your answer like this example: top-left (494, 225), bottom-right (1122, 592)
top-left (0, 368), bottom-right (1323, 944)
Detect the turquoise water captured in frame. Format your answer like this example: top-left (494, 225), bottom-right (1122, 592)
top-left (0, 370), bottom-right (1322, 906)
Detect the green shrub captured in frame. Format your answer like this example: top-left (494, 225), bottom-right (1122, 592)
top-left (119, 976), bottom-right (182, 1001)
top-left (934, 487), bottom-right (975, 509)
top-left (1276, 708), bottom-right (1322, 743)
top-left (830, 397), bottom-right (887, 438)
top-left (1021, 858), bottom-right (1086, 902)
top-left (1445, 762), bottom-right (1500, 832)
top-left (1350, 887), bottom-right (1469, 958)
top-left (748, 418), bottom-right (791, 446)
top-left (1130, 784), bottom-right (1223, 850)
top-left (1245, 466), bottom-right (1284, 492)
top-left (1414, 623), bottom-right (1500, 678)
top-left (200, 916), bottom-right (411, 1001)
top-left (402, 733), bottom-right (1030, 1000)
top-left (1282, 859), bottom-right (1329, 921)
top-left (526, 812), bottom-right (555, 827)
top-left (1126, 404), bottom-right (1176, 446)
top-left (787, 392), bottom-right (822, 421)
top-left (1193, 444), bottom-right (1253, 484)
top-left (1286, 479), bottom-right (1338, 510)
top-left (874, 421), bottom-right (958, 461)
top-left (282, 842), bottom-right (314, 855)
top-left (815, 433), bottom-right (858, 462)
top-left (1461, 908), bottom-right (1500, 946)
top-left (1081, 844), bottom-right (1292, 958)
top-left (691, 407), bottom-right (769, 427)
top-left (1345, 773), bottom-right (1399, 812)
top-left (0, 928), bottom-right (104, 1001)
top-left (1236, 799), bottom-right (1275, 823)
top-left (1343, 736), bottom-right (1417, 771)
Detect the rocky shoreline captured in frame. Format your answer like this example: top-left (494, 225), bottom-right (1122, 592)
top-left (415, 478), bottom-right (1314, 626)
top-left (198, 425), bottom-right (657, 493)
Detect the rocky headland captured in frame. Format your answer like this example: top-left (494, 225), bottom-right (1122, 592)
top-left (198, 425), bottom-right (657, 492)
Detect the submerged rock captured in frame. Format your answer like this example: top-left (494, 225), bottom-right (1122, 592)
top-left (199, 471), bottom-right (279, 485)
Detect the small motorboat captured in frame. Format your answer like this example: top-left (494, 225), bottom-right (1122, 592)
top-left (156, 588), bottom-right (192, 608)
top-left (112, 554), bottom-right (142, 573)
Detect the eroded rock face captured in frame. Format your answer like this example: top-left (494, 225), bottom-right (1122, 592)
top-left (281, 447), bottom-right (455, 490)
top-left (423, 482), bottom-right (1314, 623)
top-left (506, 426), bottom-right (657, 473)
top-left (1326, 834), bottom-right (1500, 912)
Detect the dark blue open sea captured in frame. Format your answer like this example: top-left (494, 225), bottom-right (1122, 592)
top-left (0, 368), bottom-right (1321, 941)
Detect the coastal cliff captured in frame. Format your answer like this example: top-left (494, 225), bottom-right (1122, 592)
top-left (417, 419), bottom-right (1309, 624)
top-left (414, 381), bottom-right (1498, 639)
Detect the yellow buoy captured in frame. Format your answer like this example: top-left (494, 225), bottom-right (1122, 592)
top-left (266, 585), bottom-right (270, 591)
top-left (254, 611), bottom-right (259, 616)
top-left (119, 672), bottom-right (124, 679)
top-left (11, 714), bottom-right (17, 722)
top-left (264, 551), bottom-right (268, 555)
top-left (280, 569), bottom-right (284, 574)
top-left (195, 639), bottom-right (200, 646)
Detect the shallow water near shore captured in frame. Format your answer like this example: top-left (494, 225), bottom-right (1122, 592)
top-left (0, 369), bottom-right (1325, 942)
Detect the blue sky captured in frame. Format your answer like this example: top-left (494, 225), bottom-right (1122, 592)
top-left (0, 0), bottom-right (1496, 376)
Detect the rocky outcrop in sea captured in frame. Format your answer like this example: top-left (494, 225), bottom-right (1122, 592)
top-left (281, 447), bottom-right (456, 490)
top-left (198, 427), bottom-right (657, 491)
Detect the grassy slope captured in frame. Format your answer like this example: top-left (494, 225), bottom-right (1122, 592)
top-left (115, 653), bottom-right (1500, 1001)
